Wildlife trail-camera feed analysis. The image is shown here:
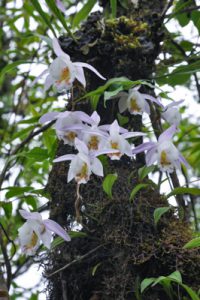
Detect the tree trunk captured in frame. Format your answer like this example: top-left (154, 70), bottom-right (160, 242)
top-left (45, 1), bottom-right (200, 299)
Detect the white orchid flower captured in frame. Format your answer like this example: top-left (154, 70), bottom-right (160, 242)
top-left (107, 120), bottom-right (146, 160)
top-left (118, 86), bottom-right (163, 115)
top-left (40, 110), bottom-right (94, 146)
top-left (81, 111), bottom-right (110, 151)
top-left (161, 100), bottom-right (184, 126)
top-left (18, 210), bottom-right (71, 256)
top-left (132, 124), bottom-right (190, 173)
top-left (53, 138), bottom-right (105, 184)
top-left (34, 38), bottom-right (106, 92)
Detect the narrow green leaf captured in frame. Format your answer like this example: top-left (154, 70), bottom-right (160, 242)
top-left (153, 207), bottom-right (170, 226)
top-left (181, 283), bottom-right (200, 300)
top-left (51, 237), bottom-right (64, 249)
top-left (92, 262), bottom-right (101, 276)
top-left (1, 202), bottom-right (13, 218)
top-left (45, 0), bottom-right (73, 37)
top-left (0, 60), bottom-right (31, 82)
top-left (138, 165), bottom-right (155, 181)
top-left (141, 278), bottom-right (155, 293)
top-left (183, 237), bottom-right (200, 249)
top-left (103, 173), bottom-right (118, 198)
top-left (104, 85), bottom-right (123, 104)
top-left (110, 0), bottom-right (117, 18)
top-left (69, 231), bottom-right (87, 238)
top-left (129, 183), bottom-right (149, 202)
top-left (72, 0), bottom-right (97, 28)
top-left (5, 186), bottom-right (33, 199)
top-left (167, 187), bottom-right (200, 198)
top-left (30, 0), bottom-right (56, 36)
top-left (90, 94), bottom-right (100, 110)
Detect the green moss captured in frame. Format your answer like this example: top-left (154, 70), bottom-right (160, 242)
top-left (105, 16), bottom-right (148, 49)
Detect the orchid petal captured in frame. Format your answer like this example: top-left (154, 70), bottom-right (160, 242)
top-left (73, 111), bottom-right (95, 125)
top-left (40, 230), bottom-right (52, 249)
top-left (73, 62), bottom-right (106, 80)
top-left (53, 154), bottom-right (75, 163)
top-left (74, 138), bottom-right (88, 155)
top-left (146, 147), bottom-right (157, 166)
top-left (158, 124), bottom-right (177, 143)
top-left (91, 111), bottom-right (100, 125)
top-left (95, 148), bottom-right (119, 156)
top-left (178, 153), bottom-right (190, 168)
top-left (144, 99), bottom-right (151, 114)
top-left (44, 74), bottom-right (54, 91)
top-left (109, 120), bottom-right (120, 136)
top-left (43, 219), bottom-right (71, 241)
top-left (118, 97), bottom-right (128, 113)
top-left (122, 132), bottom-right (146, 139)
top-left (91, 158), bottom-right (103, 177)
top-left (143, 94), bottom-right (164, 107)
top-left (52, 38), bottom-right (70, 61)
top-left (132, 142), bottom-right (155, 154)
top-left (39, 112), bottom-right (59, 124)
top-left (19, 210), bottom-right (42, 222)
top-left (74, 65), bottom-right (86, 87)
top-left (56, 0), bottom-right (66, 13)
top-left (166, 99), bottom-right (184, 109)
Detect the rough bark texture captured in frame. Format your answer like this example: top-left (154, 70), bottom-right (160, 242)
top-left (44, 1), bottom-right (200, 299)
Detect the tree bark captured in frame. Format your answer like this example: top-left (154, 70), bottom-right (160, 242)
top-left (45, 1), bottom-right (200, 299)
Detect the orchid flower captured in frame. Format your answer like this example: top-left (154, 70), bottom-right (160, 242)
top-left (53, 138), bottom-right (107, 184)
top-left (106, 120), bottom-right (146, 160)
top-left (161, 100), bottom-right (184, 126)
top-left (53, 138), bottom-right (119, 184)
top-left (34, 38), bottom-right (106, 92)
top-left (18, 210), bottom-right (71, 256)
top-left (118, 86), bottom-right (163, 115)
top-left (132, 124), bottom-right (189, 173)
top-left (81, 111), bottom-right (111, 151)
top-left (40, 110), bottom-right (94, 146)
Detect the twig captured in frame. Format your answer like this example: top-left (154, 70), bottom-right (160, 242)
top-left (166, 5), bottom-right (200, 18)
top-left (160, 0), bottom-right (174, 20)
top-left (193, 73), bottom-right (200, 102)
top-left (45, 244), bottom-right (104, 278)
top-left (0, 228), bottom-right (12, 290)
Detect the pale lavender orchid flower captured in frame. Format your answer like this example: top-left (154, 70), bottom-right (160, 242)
top-left (53, 138), bottom-right (119, 184)
top-left (161, 100), bottom-right (184, 126)
top-left (34, 38), bottom-right (106, 92)
top-left (132, 124), bottom-right (189, 173)
top-left (40, 110), bottom-right (94, 146)
top-left (18, 209), bottom-right (70, 256)
top-left (106, 120), bottom-right (146, 160)
top-left (118, 86), bottom-right (163, 115)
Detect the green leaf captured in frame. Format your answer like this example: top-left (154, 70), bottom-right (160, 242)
top-left (69, 231), bottom-right (87, 238)
top-left (129, 183), bottom-right (149, 202)
top-left (1, 202), bottom-right (13, 218)
top-left (167, 187), bottom-right (200, 198)
top-left (102, 173), bottom-right (118, 198)
top-left (45, 0), bottom-right (73, 37)
top-left (92, 262), bottom-right (101, 276)
top-left (110, 0), bottom-right (117, 18)
top-left (141, 278), bottom-right (155, 293)
top-left (5, 186), bottom-right (33, 199)
top-left (29, 0), bottom-right (56, 36)
top-left (0, 60), bottom-right (31, 82)
top-left (153, 207), bottom-right (170, 226)
top-left (90, 94), bottom-right (100, 110)
top-left (22, 147), bottom-right (49, 162)
top-left (168, 271), bottom-right (182, 284)
top-left (183, 237), bottom-right (200, 249)
top-left (51, 237), bottom-right (65, 250)
top-left (181, 283), bottom-right (200, 300)
top-left (72, 0), bottom-right (97, 28)
top-left (138, 165), bottom-right (155, 181)
top-left (104, 85), bottom-right (123, 105)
